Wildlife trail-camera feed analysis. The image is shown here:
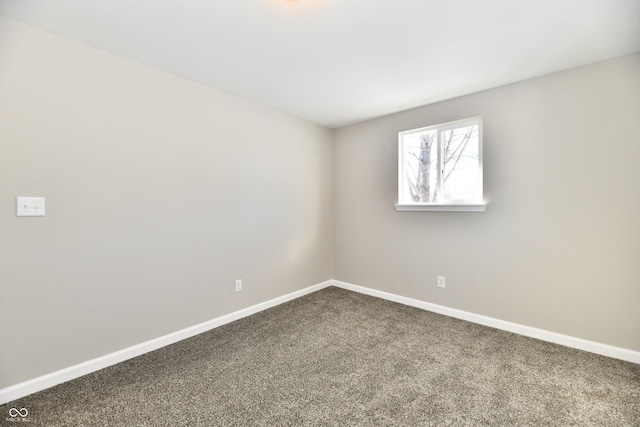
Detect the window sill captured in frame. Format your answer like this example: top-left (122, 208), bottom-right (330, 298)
top-left (394, 203), bottom-right (487, 212)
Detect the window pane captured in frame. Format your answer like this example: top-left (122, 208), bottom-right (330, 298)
top-left (402, 130), bottom-right (437, 203)
top-left (441, 125), bottom-right (480, 201)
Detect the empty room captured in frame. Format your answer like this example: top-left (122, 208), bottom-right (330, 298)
top-left (1, 1), bottom-right (639, 425)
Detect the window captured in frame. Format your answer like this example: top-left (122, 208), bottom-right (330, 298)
top-left (395, 117), bottom-right (485, 212)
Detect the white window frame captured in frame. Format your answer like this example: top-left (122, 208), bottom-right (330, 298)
top-left (395, 116), bottom-right (486, 212)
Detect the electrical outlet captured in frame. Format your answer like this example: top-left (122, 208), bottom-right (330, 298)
top-left (437, 275), bottom-right (446, 288)
top-left (234, 279), bottom-right (242, 292)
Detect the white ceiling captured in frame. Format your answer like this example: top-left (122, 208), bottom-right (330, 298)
top-left (1, 0), bottom-right (639, 128)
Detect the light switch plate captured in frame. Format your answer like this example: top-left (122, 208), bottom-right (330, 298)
top-left (17, 197), bottom-right (45, 217)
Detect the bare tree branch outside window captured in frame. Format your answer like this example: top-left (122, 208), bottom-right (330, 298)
top-left (401, 120), bottom-right (481, 204)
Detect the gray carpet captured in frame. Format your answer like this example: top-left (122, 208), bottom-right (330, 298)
top-left (2, 287), bottom-right (639, 426)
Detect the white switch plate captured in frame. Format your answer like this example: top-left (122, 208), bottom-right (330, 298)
top-left (234, 279), bottom-right (242, 292)
top-left (17, 197), bottom-right (45, 217)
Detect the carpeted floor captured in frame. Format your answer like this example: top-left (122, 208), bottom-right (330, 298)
top-left (2, 286), bottom-right (639, 426)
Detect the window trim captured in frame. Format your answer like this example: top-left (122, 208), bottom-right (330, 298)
top-left (395, 116), bottom-right (486, 212)
top-left (394, 203), bottom-right (486, 212)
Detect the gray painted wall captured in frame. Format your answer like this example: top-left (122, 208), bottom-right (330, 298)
top-left (0, 18), bottom-right (333, 388)
top-left (333, 53), bottom-right (640, 352)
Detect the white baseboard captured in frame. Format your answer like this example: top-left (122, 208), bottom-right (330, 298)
top-left (3, 279), bottom-right (637, 405)
top-left (331, 280), bottom-right (640, 365)
top-left (0, 280), bottom-right (333, 405)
